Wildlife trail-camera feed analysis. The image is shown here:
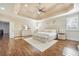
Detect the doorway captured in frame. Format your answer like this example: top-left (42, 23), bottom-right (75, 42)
top-left (0, 21), bottom-right (9, 39)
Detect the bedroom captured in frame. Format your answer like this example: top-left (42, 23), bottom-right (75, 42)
top-left (0, 3), bottom-right (79, 56)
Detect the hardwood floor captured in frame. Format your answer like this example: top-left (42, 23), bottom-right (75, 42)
top-left (0, 35), bottom-right (79, 56)
top-left (0, 34), bottom-right (9, 56)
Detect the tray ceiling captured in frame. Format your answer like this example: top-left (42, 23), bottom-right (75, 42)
top-left (18, 3), bottom-right (74, 20)
top-left (0, 3), bottom-right (74, 20)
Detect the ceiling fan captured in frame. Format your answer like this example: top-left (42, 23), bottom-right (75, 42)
top-left (37, 3), bottom-right (46, 14)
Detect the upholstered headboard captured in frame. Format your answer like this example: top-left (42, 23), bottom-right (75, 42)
top-left (38, 29), bottom-right (57, 33)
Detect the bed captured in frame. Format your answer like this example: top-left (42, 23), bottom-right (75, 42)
top-left (33, 29), bottom-right (57, 43)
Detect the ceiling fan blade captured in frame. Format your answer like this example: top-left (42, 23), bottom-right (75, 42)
top-left (39, 7), bottom-right (46, 13)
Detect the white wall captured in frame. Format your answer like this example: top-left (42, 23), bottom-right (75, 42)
top-left (40, 16), bottom-right (66, 33)
top-left (9, 22), bottom-right (14, 38)
top-left (66, 31), bottom-right (79, 41)
top-left (26, 20), bottom-right (43, 31)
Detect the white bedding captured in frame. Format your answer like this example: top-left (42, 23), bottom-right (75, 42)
top-left (33, 30), bottom-right (57, 43)
top-left (37, 32), bottom-right (56, 37)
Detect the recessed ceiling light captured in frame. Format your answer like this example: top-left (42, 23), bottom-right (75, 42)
top-left (0, 7), bottom-right (5, 10)
top-left (24, 4), bottom-right (28, 7)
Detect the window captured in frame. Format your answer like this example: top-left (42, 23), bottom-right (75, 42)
top-left (66, 16), bottom-right (78, 31)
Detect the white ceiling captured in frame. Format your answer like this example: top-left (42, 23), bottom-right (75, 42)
top-left (0, 3), bottom-right (74, 20)
top-left (0, 3), bottom-right (15, 13)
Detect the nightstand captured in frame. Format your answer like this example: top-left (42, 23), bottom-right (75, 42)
top-left (58, 33), bottom-right (66, 40)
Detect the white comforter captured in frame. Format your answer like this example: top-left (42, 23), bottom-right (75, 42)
top-left (33, 31), bottom-right (57, 42)
top-left (37, 32), bottom-right (56, 37)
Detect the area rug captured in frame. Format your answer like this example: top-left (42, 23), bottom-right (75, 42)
top-left (24, 37), bottom-right (58, 52)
